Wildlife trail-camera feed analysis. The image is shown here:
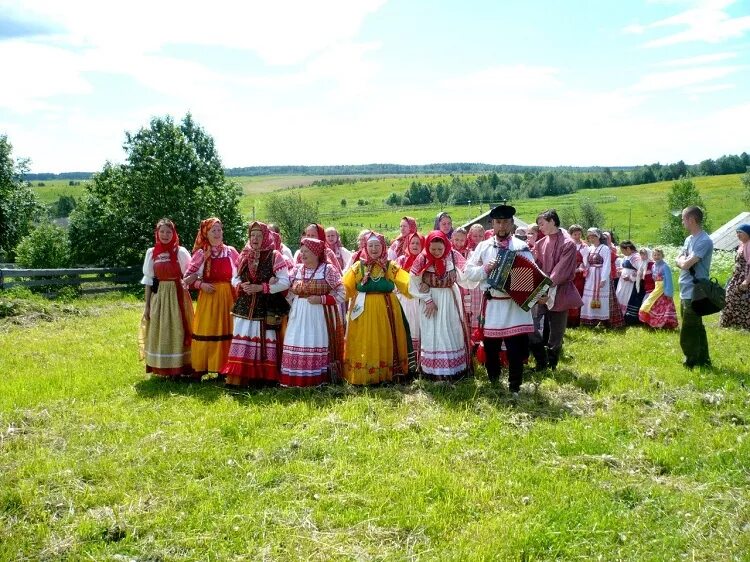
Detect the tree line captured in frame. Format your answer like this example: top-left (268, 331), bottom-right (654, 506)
top-left (384, 154), bottom-right (750, 207)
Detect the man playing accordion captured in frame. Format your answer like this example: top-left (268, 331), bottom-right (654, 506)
top-left (464, 204), bottom-right (550, 396)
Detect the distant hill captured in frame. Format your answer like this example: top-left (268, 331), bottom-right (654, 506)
top-left (223, 163), bottom-right (638, 176)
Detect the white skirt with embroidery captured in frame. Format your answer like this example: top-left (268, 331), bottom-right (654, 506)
top-left (418, 285), bottom-right (468, 377)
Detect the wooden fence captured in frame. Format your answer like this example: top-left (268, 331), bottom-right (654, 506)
top-left (0, 266), bottom-right (141, 295)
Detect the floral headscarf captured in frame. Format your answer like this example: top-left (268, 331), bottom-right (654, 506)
top-left (238, 221), bottom-right (274, 273)
top-left (360, 232), bottom-right (388, 284)
top-left (192, 217), bottom-right (222, 254)
top-left (412, 230), bottom-right (452, 277)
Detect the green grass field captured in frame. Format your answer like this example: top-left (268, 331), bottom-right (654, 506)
top-left (32, 173), bottom-right (746, 246)
top-left (1, 286), bottom-right (749, 560)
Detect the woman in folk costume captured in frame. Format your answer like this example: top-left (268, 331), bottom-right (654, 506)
top-left (434, 211), bottom-right (453, 239)
top-left (395, 232), bottom-right (424, 364)
top-left (602, 231), bottom-right (625, 328)
top-left (566, 225), bottom-right (589, 327)
top-left (280, 237), bottom-right (345, 387)
top-left (465, 224), bottom-right (487, 339)
top-left (615, 241), bottom-right (639, 313)
top-left (451, 227), bottom-right (473, 334)
top-left (141, 219), bottom-right (195, 379)
top-left (325, 226), bottom-right (352, 271)
top-left (639, 248), bottom-right (679, 329)
top-left (183, 218), bottom-right (240, 377)
top-left (625, 247), bottom-right (653, 324)
top-left (580, 228), bottom-right (615, 327)
top-left (342, 232), bottom-right (415, 385)
top-left (346, 229), bottom-right (372, 270)
top-left (719, 224), bottom-right (750, 330)
top-left (410, 231), bottom-right (472, 380)
top-left (387, 216), bottom-right (417, 261)
top-left (294, 223), bottom-right (341, 272)
top-left (221, 222), bottom-right (290, 386)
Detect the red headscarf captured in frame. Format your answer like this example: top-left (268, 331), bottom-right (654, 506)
top-left (306, 223), bottom-right (328, 245)
top-left (413, 230), bottom-right (452, 277)
top-left (152, 219), bottom-right (180, 265)
top-left (393, 216), bottom-right (417, 255)
top-left (192, 217), bottom-right (221, 254)
top-left (401, 231), bottom-right (425, 274)
top-left (269, 230), bottom-right (282, 252)
top-left (300, 237), bottom-right (326, 262)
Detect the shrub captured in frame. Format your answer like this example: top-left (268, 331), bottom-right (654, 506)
top-left (15, 223), bottom-right (71, 269)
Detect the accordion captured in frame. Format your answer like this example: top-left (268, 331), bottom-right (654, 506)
top-left (487, 249), bottom-right (552, 311)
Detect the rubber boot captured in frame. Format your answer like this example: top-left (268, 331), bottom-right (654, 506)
top-left (548, 347), bottom-right (560, 371)
top-left (529, 342), bottom-right (547, 371)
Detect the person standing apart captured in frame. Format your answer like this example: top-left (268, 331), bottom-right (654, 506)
top-left (464, 204), bottom-right (536, 395)
top-left (530, 209), bottom-right (582, 370)
top-left (141, 219), bottom-right (195, 379)
top-left (675, 206), bottom-right (713, 368)
top-left (183, 218), bottom-right (239, 378)
top-left (718, 224), bottom-right (750, 330)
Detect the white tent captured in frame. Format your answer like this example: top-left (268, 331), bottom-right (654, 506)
top-left (710, 211), bottom-right (750, 251)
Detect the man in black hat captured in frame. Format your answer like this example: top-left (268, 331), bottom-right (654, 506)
top-left (463, 204), bottom-right (537, 396)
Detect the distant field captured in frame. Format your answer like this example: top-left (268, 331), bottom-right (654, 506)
top-left (246, 174), bottom-right (746, 245)
top-left (31, 173), bottom-right (747, 246)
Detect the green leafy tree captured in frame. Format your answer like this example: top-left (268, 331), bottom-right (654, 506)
top-left (742, 170), bottom-right (750, 207)
top-left (559, 200), bottom-right (605, 230)
top-left (658, 178), bottom-right (711, 245)
top-left (264, 193), bottom-right (319, 250)
top-left (68, 114), bottom-right (243, 266)
top-left (15, 223), bottom-right (71, 269)
top-left (0, 135), bottom-right (43, 261)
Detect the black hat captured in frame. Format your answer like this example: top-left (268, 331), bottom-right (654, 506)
top-left (489, 204), bottom-right (516, 219)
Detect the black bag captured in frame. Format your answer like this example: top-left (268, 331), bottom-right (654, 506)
top-left (152, 277), bottom-right (159, 294)
top-left (690, 268), bottom-right (725, 316)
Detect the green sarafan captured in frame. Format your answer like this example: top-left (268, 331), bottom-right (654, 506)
top-left (1, 292), bottom-right (749, 560)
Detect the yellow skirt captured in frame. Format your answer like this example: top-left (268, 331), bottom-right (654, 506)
top-left (343, 292), bottom-right (410, 385)
top-left (191, 282), bottom-right (234, 375)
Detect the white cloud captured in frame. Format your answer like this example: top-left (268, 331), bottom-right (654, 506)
top-left (657, 51), bottom-right (737, 66)
top-left (625, 0), bottom-right (750, 47)
top-left (631, 64), bottom-right (742, 92)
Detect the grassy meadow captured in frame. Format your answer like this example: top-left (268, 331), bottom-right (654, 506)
top-left (1, 284), bottom-right (749, 560)
top-left (32, 173), bottom-right (746, 246)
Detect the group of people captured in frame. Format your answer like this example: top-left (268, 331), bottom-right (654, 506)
top-left (140, 204), bottom-right (749, 392)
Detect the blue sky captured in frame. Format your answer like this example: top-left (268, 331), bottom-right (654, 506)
top-left (1, 0), bottom-right (749, 172)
